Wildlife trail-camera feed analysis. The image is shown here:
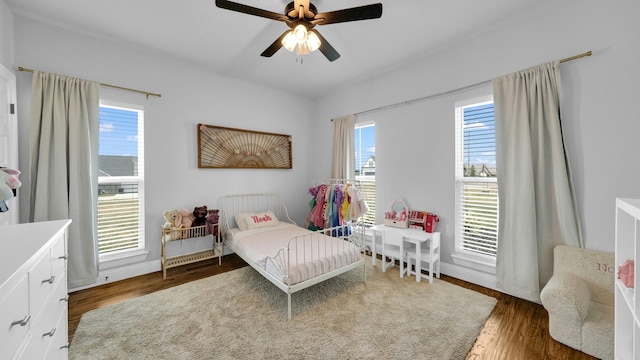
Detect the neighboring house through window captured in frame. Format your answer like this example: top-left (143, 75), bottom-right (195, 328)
top-left (97, 102), bottom-right (145, 257)
top-left (454, 97), bottom-right (499, 265)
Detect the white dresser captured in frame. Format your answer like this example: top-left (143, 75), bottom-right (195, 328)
top-left (0, 219), bottom-right (71, 360)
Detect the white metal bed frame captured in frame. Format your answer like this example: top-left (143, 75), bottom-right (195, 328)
top-left (219, 193), bottom-right (367, 320)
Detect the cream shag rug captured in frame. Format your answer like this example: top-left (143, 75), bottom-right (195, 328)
top-left (70, 260), bottom-right (496, 360)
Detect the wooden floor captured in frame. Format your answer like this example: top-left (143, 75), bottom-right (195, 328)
top-left (68, 254), bottom-right (597, 360)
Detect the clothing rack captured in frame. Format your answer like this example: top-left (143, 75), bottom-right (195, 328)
top-left (306, 179), bottom-right (369, 230)
top-left (311, 178), bottom-right (361, 186)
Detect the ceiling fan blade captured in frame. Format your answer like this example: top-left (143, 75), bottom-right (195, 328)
top-left (311, 30), bottom-right (340, 62)
top-left (315, 3), bottom-right (383, 25)
top-left (215, 0), bottom-right (288, 21)
top-left (260, 31), bottom-right (290, 57)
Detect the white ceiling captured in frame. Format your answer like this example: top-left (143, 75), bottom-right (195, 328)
top-left (6, 0), bottom-right (544, 98)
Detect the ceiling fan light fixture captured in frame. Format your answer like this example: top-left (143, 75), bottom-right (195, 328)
top-left (282, 32), bottom-right (297, 51)
top-left (293, 24), bottom-right (307, 43)
top-left (282, 24), bottom-right (320, 55)
top-left (306, 31), bottom-right (321, 52)
top-left (296, 42), bottom-right (310, 55)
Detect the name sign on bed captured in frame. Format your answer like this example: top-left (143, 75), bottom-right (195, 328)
top-left (235, 210), bottom-right (280, 230)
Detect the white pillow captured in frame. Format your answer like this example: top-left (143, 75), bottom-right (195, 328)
top-left (244, 210), bottom-right (280, 230)
top-left (234, 213), bottom-right (250, 231)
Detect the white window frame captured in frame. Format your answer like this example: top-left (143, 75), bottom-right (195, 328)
top-left (453, 96), bottom-right (498, 273)
top-left (98, 100), bottom-right (147, 267)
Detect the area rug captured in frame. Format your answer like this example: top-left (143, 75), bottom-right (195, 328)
top-left (70, 260), bottom-right (497, 359)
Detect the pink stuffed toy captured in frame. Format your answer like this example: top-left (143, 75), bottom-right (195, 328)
top-left (0, 168), bottom-right (21, 201)
top-left (175, 209), bottom-right (194, 228)
top-left (619, 260), bottom-right (635, 288)
top-left (206, 209), bottom-right (219, 235)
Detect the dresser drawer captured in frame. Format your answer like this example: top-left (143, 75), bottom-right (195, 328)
top-left (0, 274), bottom-right (30, 360)
top-left (29, 249), bottom-right (56, 321)
top-left (21, 275), bottom-right (68, 360)
top-left (1, 220), bottom-right (71, 360)
top-left (44, 309), bottom-right (69, 360)
top-left (51, 234), bottom-right (67, 282)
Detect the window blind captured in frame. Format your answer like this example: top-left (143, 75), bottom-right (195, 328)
top-left (457, 181), bottom-right (498, 256)
top-left (97, 105), bottom-right (145, 254)
top-left (455, 101), bottom-right (498, 257)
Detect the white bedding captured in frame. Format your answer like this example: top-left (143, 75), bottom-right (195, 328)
top-left (226, 223), bottom-right (361, 285)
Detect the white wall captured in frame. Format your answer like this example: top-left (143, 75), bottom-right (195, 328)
top-left (0, 0), bottom-right (14, 68)
top-left (9, 0), bottom-right (640, 290)
top-left (312, 0), bottom-right (640, 281)
top-left (13, 16), bottom-right (315, 272)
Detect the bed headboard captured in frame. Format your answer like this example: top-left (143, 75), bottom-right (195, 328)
top-left (218, 193), bottom-right (294, 235)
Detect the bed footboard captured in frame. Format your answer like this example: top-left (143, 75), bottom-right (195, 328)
top-left (265, 223), bottom-right (365, 287)
top-left (219, 193), bottom-right (367, 319)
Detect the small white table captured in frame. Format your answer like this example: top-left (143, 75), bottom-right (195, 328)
top-left (371, 224), bottom-right (441, 283)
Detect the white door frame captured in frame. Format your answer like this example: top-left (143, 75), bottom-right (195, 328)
top-left (0, 63), bottom-right (18, 225)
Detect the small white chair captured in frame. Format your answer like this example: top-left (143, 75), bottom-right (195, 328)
top-left (380, 229), bottom-right (408, 278)
top-left (406, 232), bottom-right (441, 283)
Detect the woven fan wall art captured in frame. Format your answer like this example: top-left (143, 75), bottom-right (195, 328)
top-left (198, 124), bottom-right (292, 169)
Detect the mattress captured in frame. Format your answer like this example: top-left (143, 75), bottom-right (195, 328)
top-left (226, 223), bottom-right (362, 285)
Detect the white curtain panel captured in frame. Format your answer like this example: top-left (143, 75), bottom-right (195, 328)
top-left (29, 71), bottom-right (100, 288)
top-left (492, 61), bottom-right (582, 303)
top-left (330, 114), bottom-right (356, 179)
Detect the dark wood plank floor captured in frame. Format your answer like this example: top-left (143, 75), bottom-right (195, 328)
top-left (68, 254), bottom-right (597, 360)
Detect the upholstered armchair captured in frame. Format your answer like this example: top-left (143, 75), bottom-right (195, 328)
top-left (540, 245), bottom-right (614, 360)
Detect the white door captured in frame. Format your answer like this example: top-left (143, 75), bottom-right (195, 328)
top-left (0, 64), bottom-right (18, 225)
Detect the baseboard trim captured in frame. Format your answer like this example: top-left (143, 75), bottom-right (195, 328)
top-left (70, 252), bottom-right (505, 296)
top-left (69, 260), bottom-right (161, 293)
top-left (70, 247), bottom-right (235, 293)
top-left (440, 261), bottom-right (500, 292)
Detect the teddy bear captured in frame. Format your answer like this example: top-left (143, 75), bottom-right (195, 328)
top-left (192, 205), bottom-right (208, 227)
top-left (206, 209), bottom-right (219, 235)
top-left (163, 209), bottom-right (181, 230)
top-left (175, 209), bottom-right (194, 228)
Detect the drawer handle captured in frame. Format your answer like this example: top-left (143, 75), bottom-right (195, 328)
top-left (10, 314), bottom-right (30, 327)
top-left (42, 275), bottom-right (55, 284)
top-left (60, 295), bottom-right (69, 302)
top-left (58, 254), bottom-right (68, 260)
top-left (42, 328), bottom-right (56, 337)
top-left (60, 343), bottom-right (70, 350)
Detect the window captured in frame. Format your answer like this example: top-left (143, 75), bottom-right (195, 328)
top-left (355, 123), bottom-right (375, 227)
top-left (455, 99), bottom-right (498, 257)
top-left (97, 103), bottom-right (145, 255)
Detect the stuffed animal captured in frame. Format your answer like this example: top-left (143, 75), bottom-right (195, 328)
top-left (0, 168), bottom-right (21, 201)
top-left (163, 209), bottom-right (181, 229)
top-left (192, 205), bottom-right (208, 227)
top-left (0, 174), bottom-right (13, 201)
top-left (206, 209), bottom-right (219, 235)
top-left (175, 209), bottom-right (194, 228)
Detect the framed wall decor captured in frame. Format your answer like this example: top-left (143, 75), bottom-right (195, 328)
top-left (198, 124), bottom-right (292, 169)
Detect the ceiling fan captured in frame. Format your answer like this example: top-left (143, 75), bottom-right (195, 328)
top-left (215, 0), bottom-right (383, 62)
